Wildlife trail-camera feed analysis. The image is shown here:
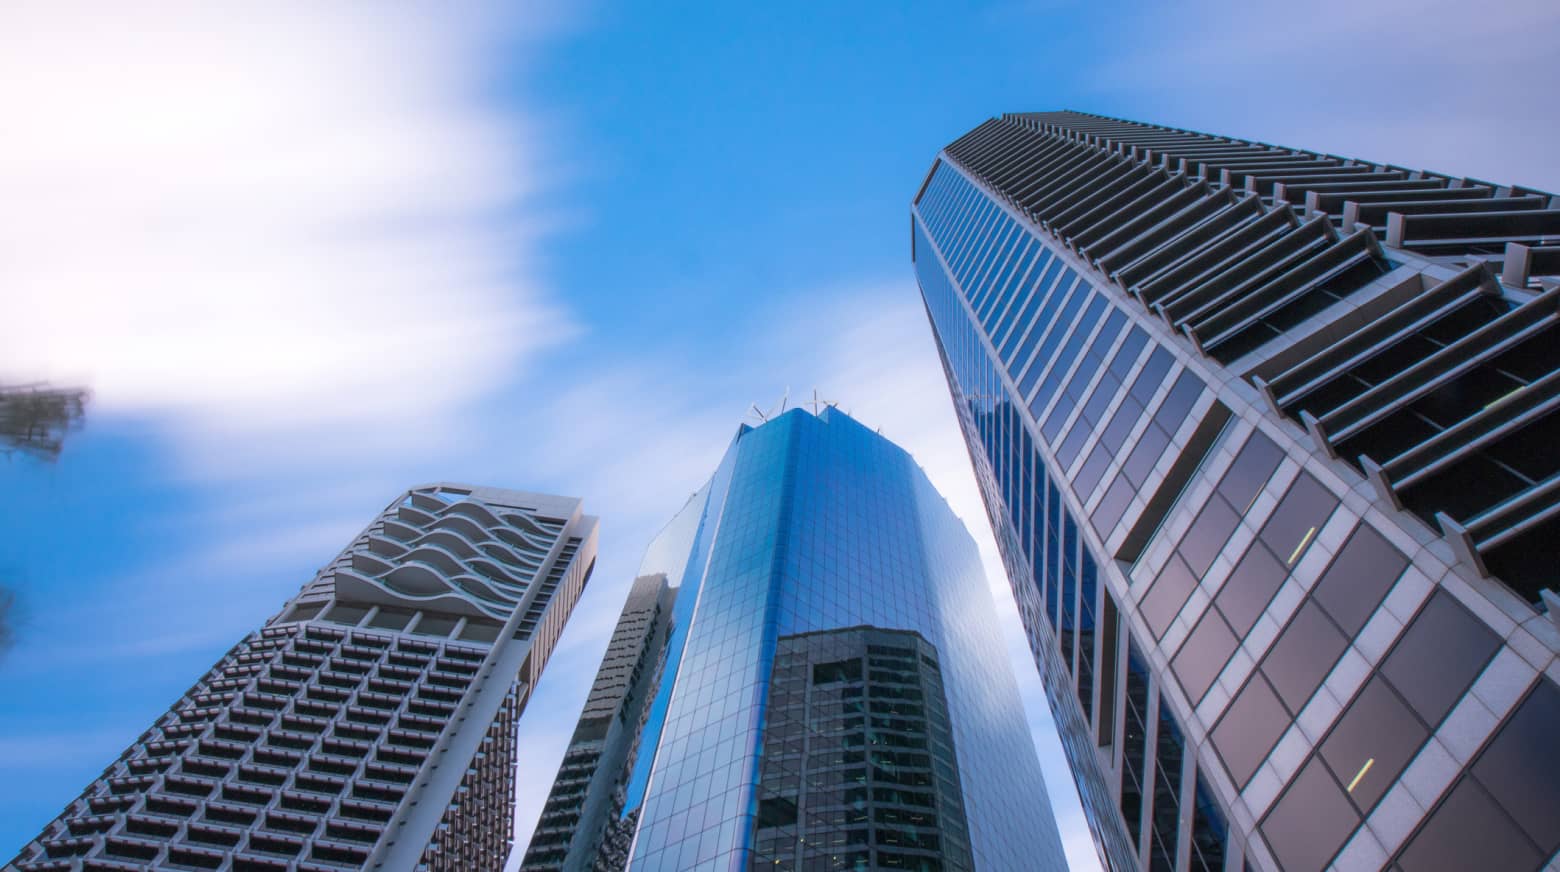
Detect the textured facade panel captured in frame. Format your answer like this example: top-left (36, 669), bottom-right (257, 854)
top-left (10, 484), bottom-right (598, 872)
top-left (912, 112), bottom-right (1559, 872)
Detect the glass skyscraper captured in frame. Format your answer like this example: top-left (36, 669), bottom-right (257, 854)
top-left (912, 111), bottom-right (1559, 871)
top-left (525, 407), bottom-right (1069, 872)
top-left (9, 483), bottom-right (597, 872)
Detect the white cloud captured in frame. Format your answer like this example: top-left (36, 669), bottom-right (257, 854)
top-left (0, 1), bottom-right (573, 438)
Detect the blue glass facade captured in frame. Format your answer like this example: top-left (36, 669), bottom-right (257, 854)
top-left (915, 113), bottom-right (1560, 872)
top-left (622, 409), bottom-right (1068, 871)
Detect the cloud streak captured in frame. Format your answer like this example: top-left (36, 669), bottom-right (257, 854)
top-left (0, 1), bottom-right (573, 440)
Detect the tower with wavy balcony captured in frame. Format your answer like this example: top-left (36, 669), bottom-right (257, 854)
top-left (9, 483), bottom-right (598, 872)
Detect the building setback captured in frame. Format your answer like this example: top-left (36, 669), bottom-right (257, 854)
top-left (9, 483), bottom-right (597, 872)
top-left (911, 111), bottom-right (1560, 871)
top-left (526, 407), bottom-right (1068, 872)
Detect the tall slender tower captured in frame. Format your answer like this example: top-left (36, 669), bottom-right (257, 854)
top-left (520, 573), bottom-right (676, 872)
top-left (9, 483), bottom-right (597, 872)
top-left (524, 408), bottom-right (1069, 872)
top-left (911, 111), bottom-right (1560, 872)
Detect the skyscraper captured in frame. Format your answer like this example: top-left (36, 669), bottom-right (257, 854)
top-left (521, 573), bottom-right (676, 872)
top-left (912, 111), bottom-right (1560, 871)
top-left (524, 407), bottom-right (1069, 872)
top-left (10, 483), bottom-right (597, 872)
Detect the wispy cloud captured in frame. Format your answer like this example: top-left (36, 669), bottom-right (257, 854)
top-left (0, 1), bottom-right (574, 443)
top-left (1078, 0), bottom-right (1560, 191)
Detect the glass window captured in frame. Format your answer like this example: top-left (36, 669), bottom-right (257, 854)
top-left (1258, 472), bottom-right (1338, 569)
top-left (1148, 701), bottom-right (1184, 872)
top-left (1157, 370), bottom-right (1205, 425)
top-left (1394, 776), bottom-right (1541, 872)
top-left (1109, 327), bottom-right (1150, 381)
top-left (1311, 523), bottom-right (1408, 636)
top-left (1319, 675), bottom-right (1428, 813)
top-left (1212, 675), bottom-right (1288, 787)
top-left (1121, 638), bottom-right (1151, 845)
top-left (1129, 349), bottom-right (1175, 407)
top-left (1212, 540), bottom-right (1288, 636)
top-left (1189, 774), bottom-right (1228, 872)
top-left (1261, 600), bottom-right (1348, 714)
top-left (1141, 552), bottom-right (1198, 640)
top-left (1030, 295), bottom-right (1109, 419)
top-left (1121, 420), bottom-right (1170, 486)
top-left (1179, 496), bottom-right (1240, 577)
top-left (1380, 591), bottom-right (1500, 727)
top-left (1215, 430), bottom-right (1283, 514)
top-left (1011, 276), bottom-right (1084, 384)
top-left (994, 255), bottom-right (1060, 361)
top-left (1091, 476), bottom-right (1135, 538)
top-left (1172, 610), bottom-right (1238, 704)
top-left (1471, 679), bottom-right (1560, 855)
top-left (1260, 756), bottom-right (1361, 872)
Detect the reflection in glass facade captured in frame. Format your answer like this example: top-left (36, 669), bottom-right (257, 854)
top-left (619, 408), bottom-right (1069, 871)
top-left (913, 112), bottom-right (1560, 871)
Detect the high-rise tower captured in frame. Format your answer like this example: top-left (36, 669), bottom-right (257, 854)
top-left (912, 111), bottom-right (1560, 872)
top-left (523, 408), bottom-right (1068, 872)
top-left (10, 483), bottom-right (597, 872)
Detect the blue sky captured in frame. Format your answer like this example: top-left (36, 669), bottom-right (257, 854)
top-left (2, 2), bottom-right (1556, 868)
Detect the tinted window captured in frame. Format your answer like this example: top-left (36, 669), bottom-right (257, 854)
top-left (1216, 430), bottom-right (1283, 513)
top-left (1260, 756), bottom-right (1360, 872)
top-left (1395, 777), bottom-right (1540, 872)
top-left (1158, 371), bottom-right (1205, 425)
top-left (1172, 610), bottom-right (1238, 704)
top-left (1319, 675), bottom-right (1428, 813)
top-left (1470, 679), bottom-right (1560, 854)
top-left (1179, 497), bottom-right (1240, 577)
top-left (1141, 553), bottom-right (1198, 640)
top-left (1262, 601), bottom-right (1348, 714)
top-left (1381, 591), bottom-right (1500, 726)
top-left (1212, 675), bottom-right (1288, 787)
top-left (1122, 422), bottom-right (1170, 486)
top-left (1312, 523), bottom-right (1408, 636)
top-left (1259, 472), bottom-right (1338, 568)
top-left (1213, 541), bottom-right (1288, 636)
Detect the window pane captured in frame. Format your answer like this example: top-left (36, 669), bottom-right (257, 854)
top-left (1469, 679), bottom-right (1560, 854)
top-left (1394, 777), bottom-right (1540, 872)
top-left (1258, 472), bottom-right (1338, 568)
top-left (1212, 675), bottom-right (1288, 787)
top-left (1215, 430), bottom-right (1283, 514)
top-left (1261, 600), bottom-right (1348, 714)
top-left (1213, 541), bottom-right (1288, 636)
top-left (1141, 552), bottom-right (1198, 640)
top-left (1172, 610), bottom-right (1238, 704)
top-left (1179, 496), bottom-right (1241, 577)
top-left (1319, 675), bottom-right (1428, 813)
top-left (1381, 590), bottom-right (1500, 727)
top-left (1260, 756), bottom-right (1361, 872)
top-left (1312, 523), bottom-right (1409, 636)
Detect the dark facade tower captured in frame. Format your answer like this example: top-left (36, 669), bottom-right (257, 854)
top-left (911, 112), bottom-right (1560, 872)
top-left (525, 408), bottom-right (1068, 872)
top-left (9, 484), bottom-right (597, 872)
top-left (521, 573), bottom-right (676, 872)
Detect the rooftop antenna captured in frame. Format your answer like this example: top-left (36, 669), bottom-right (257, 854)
top-left (804, 387), bottom-right (839, 415)
top-left (746, 386), bottom-right (790, 424)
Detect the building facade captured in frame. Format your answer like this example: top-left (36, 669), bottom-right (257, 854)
top-left (911, 111), bottom-right (1560, 872)
top-left (521, 573), bottom-right (677, 872)
top-left (10, 483), bottom-right (597, 872)
top-left (529, 407), bottom-right (1068, 872)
